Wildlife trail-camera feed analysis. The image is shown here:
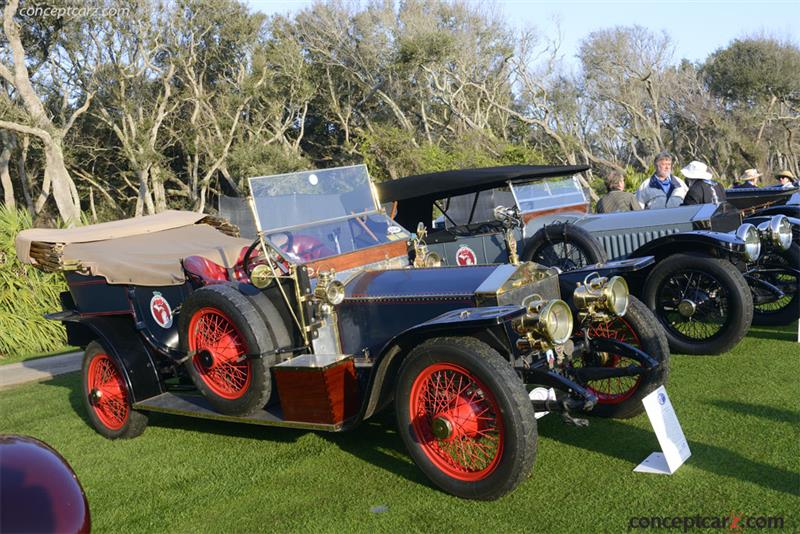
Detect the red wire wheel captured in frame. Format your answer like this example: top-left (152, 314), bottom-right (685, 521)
top-left (583, 317), bottom-right (642, 405)
top-left (86, 353), bottom-right (130, 430)
top-left (574, 296), bottom-right (669, 419)
top-left (408, 362), bottom-right (505, 482)
top-left (187, 307), bottom-right (252, 400)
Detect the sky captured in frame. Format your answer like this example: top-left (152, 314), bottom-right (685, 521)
top-left (244, 0), bottom-right (800, 66)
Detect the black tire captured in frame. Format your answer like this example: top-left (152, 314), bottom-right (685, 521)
top-left (643, 254), bottom-right (753, 355)
top-left (82, 341), bottom-right (148, 439)
top-left (521, 223), bottom-right (607, 271)
top-left (395, 337), bottom-right (537, 500)
top-left (246, 290), bottom-right (295, 405)
top-left (573, 297), bottom-right (670, 419)
top-left (178, 285), bottom-right (277, 416)
top-left (751, 243), bottom-right (800, 326)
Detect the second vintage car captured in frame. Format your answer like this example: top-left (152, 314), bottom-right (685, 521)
top-left (377, 165), bottom-right (797, 355)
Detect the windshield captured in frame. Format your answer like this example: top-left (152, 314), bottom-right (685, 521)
top-left (442, 189), bottom-right (515, 228)
top-left (510, 176), bottom-right (587, 213)
top-left (249, 165), bottom-right (378, 233)
top-left (247, 165), bottom-right (409, 263)
top-left (264, 213), bottom-right (410, 263)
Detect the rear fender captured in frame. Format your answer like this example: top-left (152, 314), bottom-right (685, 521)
top-left (60, 316), bottom-right (163, 402)
top-left (358, 306), bottom-right (523, 421)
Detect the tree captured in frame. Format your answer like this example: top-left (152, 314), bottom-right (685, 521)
top-left (0, 0), bottom-right (89, 224)
top-left (704, 38), bottom-right (800, 104)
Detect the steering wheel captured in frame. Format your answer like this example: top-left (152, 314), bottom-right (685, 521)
top-left (241, 236), bottom-right (289, 279)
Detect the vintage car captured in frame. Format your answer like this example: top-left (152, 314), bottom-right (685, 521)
top-left (16, 165), bottom-right (668, 501)
top-left (377, 165), bottom-right (798, 355)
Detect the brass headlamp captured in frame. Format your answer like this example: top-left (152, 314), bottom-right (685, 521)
top-left (314, 270), bottom-right (345, 306)
top-left (513, 295), bottom-right (574, 346)
top-left (573, 274), bottom-right (629, 320)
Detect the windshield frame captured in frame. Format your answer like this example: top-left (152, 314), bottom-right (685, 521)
top-left (509, 175), bottom-right (587, 214)
top-left (247, 164), bottom-right (382, 234)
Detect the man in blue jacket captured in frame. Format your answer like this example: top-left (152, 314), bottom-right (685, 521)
top-left (635, 151), bottom-right (688, 209)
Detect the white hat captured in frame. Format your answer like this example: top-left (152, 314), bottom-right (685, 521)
top-left (736, 168), bottom-right (761, 183)
top-left (681, 161), bottom-right (713, 180)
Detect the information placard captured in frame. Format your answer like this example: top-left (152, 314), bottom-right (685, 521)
top-left (634, 386), bottom-right (691, 475)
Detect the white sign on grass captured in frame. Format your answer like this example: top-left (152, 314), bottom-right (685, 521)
top-left (529, 387), bottom-right (556, 419)
top-left (634, 386), bottom-right (691, 475)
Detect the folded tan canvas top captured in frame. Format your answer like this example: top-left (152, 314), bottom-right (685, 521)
top-left (16, 211), bottom-right (252, 286)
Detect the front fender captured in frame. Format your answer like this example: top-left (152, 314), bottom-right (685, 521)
top-left (557, 257), bottom-right (654, 302)
top-left (628, 230), bottom-right (745, 261)
top-left (357, 306), bottom-right (524, 422)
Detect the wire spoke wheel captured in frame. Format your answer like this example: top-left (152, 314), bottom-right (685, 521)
top-left (409, 363), bottom-right (504, 481)
top-left (754, 252), bottom-right (797, 314)
top-left (188, 307), bottom-right (252, 400)
top-left (87, 353), bottom-right (129, 430)
top-left (576, 318), bottom-right (642, 405)
top-left (532, 241), bottom-right (590, 271)
top-left (656, 269), bottom-right (729, 342)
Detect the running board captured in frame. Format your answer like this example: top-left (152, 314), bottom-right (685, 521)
top-left (133, 392), bottom-right (347, 432)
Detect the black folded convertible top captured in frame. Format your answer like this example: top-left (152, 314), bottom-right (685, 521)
top-left (376, 164), bottom-right (590, 203)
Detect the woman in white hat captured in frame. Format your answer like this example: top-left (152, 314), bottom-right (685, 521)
top-left (733, 169), bottom-right (761, 189)
top-left (681, 161), bottom-right (727, 205)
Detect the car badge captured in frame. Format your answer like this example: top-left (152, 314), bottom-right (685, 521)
top-left (455, 245), bottom-right (477, 266)
top-left (150, 292), bottom-right (173, 329)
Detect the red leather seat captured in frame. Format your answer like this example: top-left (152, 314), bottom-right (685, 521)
top-left (289, 235), bottom-right (334, 261)
top-left (183, 247), bottom-right (249, 285)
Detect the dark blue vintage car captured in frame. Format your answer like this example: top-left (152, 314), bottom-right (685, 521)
top-left (17, 165), bottom-right (668, 500)
top-left (377, 166), bottom-right (798, 355)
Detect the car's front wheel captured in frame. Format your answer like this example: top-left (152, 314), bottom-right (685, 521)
top-left (643, 254), bottom-right (753, 355)
top-left (395, 337), bottom-right (537, 500)
top-left (751, 243), bottom-right (800, 326)
top-left (572, 296), bottom-right (670, 419)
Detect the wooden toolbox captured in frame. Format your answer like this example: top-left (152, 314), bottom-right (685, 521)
top-left (272, 354), bottom-right (359, 425)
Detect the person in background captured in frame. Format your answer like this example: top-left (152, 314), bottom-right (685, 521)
top-left (732, 169), bottom-right (760, 189)
top-left (682, 161), bottom-right (726, 205)
top-left (636, 151), bottom-right (688, 209)
top-left (596, 171), bottom-right (641, 213)
top-left (776, 169), bottom-right (799, 188)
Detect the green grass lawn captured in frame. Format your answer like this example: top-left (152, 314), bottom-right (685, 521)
top-left (1, 325), bottom-right (798, 533)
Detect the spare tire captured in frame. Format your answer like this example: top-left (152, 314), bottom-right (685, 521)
top-left (179, 285), bottom-right (281, 416)
top-left (521, 223), bottom-right (607, 271)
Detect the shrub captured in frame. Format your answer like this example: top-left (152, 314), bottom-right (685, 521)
top-left (0, 207), bottom-right (67, 360)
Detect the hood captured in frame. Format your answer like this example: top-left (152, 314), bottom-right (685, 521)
top-left (343, 263), bottom-right (560, 307)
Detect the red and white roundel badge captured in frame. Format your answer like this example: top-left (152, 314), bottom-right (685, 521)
top-left (150, 292), bottom-right (173, 329)
top-left (455, 246), bottom-right (477, 266)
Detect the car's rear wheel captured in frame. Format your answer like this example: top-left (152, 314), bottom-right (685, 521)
top-left (751, 243), bottom-right (800, 326)
top-left (395, 337), bottom-right (537, 500)
top-left (572, 297), bottom-right (669, 419)
top-left (82, 341), bottom-right (148, 439)
top-left (522, 223), bottom-right (607, 270)
top-left (643, 254), bottom-right (753, 355)
top-left (179, 285), bottom-right (277, 416)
